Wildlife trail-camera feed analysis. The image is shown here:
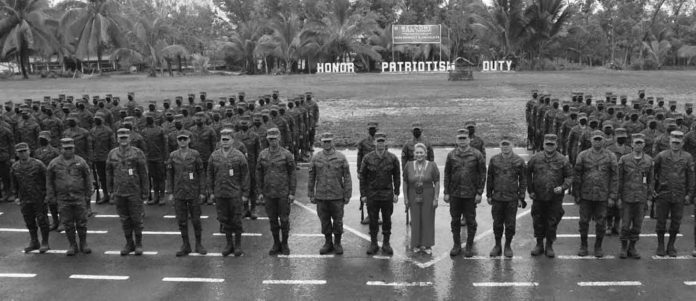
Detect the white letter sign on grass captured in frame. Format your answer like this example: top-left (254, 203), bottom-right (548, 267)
top-left (482, 60), bottom-right (513, 72)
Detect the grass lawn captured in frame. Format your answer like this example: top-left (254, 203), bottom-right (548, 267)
top-left (2, 69), bottom-right (696, 147)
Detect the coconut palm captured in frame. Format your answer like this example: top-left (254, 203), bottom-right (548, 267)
top-left (111, 17), bottom-right (182, 76)
top-left (220, 19), bottom-right (263, 74)
top-left (643, 28), bottom-right (673, 69)
top-left (0, 0), bottom-right (60, 79)
top-left (482, 0), bottom-right (528, 58)
top-left (256, 13), bottom-right (304, 73)
top-left (521, 0), bottom-right (574, 64)
top-left (160, 44), bottom-right (189, 76)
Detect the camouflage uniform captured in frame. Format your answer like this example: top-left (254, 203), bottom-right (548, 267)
top-left (236, 121), bottom-right (261, 216)
top-left (91, 121), bottom-right (115, 203)
top-left (166, 146), bottom-right (206, 256)
top-left (11, 146), bottom-right (49, 252)
top-left (0, 126), bottom-right (14, 201)
top-left (617, 141), bottom-right (653, 256)
top-left (486, 149), bottom-right (526, 245)
top-left (141, 121), bottom-right (168, 204)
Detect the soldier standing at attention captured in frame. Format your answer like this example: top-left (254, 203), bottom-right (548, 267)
top-left (106, 129), bottom-right (149, 256)
top-left (166, 133), bottom-right (207, 257)
top-left (357, 122), bottom-right (378, 224)
top-left (527, 134), bottom-right (573, 258)
top-left (574, 130), bottom-right (618, 258)
top-left (308, 133), bottom-right (351, 255)
top-left (46, 138), bottom-right (93, 256)
top-left (33, 131), bottom-right (61, 231)
top-left (141, 112), bottom-right (168, 206)
top-left (256, 128), bottom-right (296, 256)
top-left (401, 122), bottom-right (434, 169)
top-left (12, 143), bottom-right (50, 253)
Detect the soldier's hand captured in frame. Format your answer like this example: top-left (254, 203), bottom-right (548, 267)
top-left (684, 195), bottom-right (691, 205)
top-left (608, 198), bottom-right (615, 208)
top-left (553, 186), bottom-right (563, 194)
top-left (443, 194), bottom-right (450, 203)
top-left (343, 197), bottom-right (350, 205)
top-left (574, 194), bottom-right (581, 204)
top-left (360, 197), bottom-right (367, 203)
top-left (393, 194), bottom-right (398, 204)
top-left (475, 194), bottom-right (482, 204)
top-left (288, 194), bottom-right (294, 204)
top-left (518, 199), bottom-right (527, 209)
top-left (486, 196), bottom-right (492, 205)
top-left (257, 194), bottom-right (264, 205)
top-left (168, 194), bottom-right (174, 204)
top-left (310, 197), bottom-right (316, 204)
top-left (198, 194), bottom-right (205, 204)
top-left (616, 199), bottom-right (622, 210)
top-left (432, 198), bottom-right (438, 209)
top-left (210, 194), bottom-right (215, 202)
top-left (141, 193), bottom-right (148, 201)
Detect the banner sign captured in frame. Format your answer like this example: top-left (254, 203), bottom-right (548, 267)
top-left (482, 60), bottom-right (513, 72)
top-left (392, 25), bottom-right (441, 44)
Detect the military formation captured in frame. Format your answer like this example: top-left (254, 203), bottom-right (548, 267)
top-left (0, 91), bottom-right (317, 257)
top-left (526, 89), bottom-right (696, 258)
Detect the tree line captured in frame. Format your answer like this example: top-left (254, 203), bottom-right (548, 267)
top-left (1, 0), bottom-right (696, 79)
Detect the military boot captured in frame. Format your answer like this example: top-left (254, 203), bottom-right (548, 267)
top-left (333, 234), bottom-right (343, 255)
top-left (628, 241), bottom-right (640, 259)
top-left (619, 240), bottom-right (628, 259)
top-left (656, 232), bottom-right (666, 257)
top-left (667, 232), bottom-right (678, 257)
top-left (249, 207), bottom-right (258, 220)
top-left (176, 234), bottom-right (192, 257)
top-left (530, 238), bottom-right (544, 256)
top-left (489, 238), bottom-right (502, 257)
top-left (594, 236), bottom-right (604, 258)
top-left (78, 230), bottom-right (91, 254)
top-left (194, 232), bottom-right (207, 255)
top-left (361, 216), bottom-right (370, 225)
top-left (463, 234), bottom-right (475, 258)
top-left (233, 233), bottom-right (244, 257)
top-left (545, 239), bottom-right (555, 258)
top-left (121, 234), bottom-right (135, 256)
top-left (134, 232), bottom-right (143, 256)
top-left (269, 231), bottom-right (281, 256)
top-left (65, 230), bottom-right (78, 256)
top-left (24, 229), bottom-right (40, 253)
top-left (577, 235), bottom-right (589, 257)
top-left (366, 233), bottom-right (380, 255)
top-left (39, 227), bottom-right (50, 253)
top-left (280, 230), bottom-right (290, 255)
top-left (222, 233), bottom-right (235, 257)
top-left (450, 231), bottom-right (462, 257)
top-left (382, 234), bottom-right (393, 256)
top-left (319, 235), bottom-right (334, 255)
top-left (503, 236), bottom-right (513, 258)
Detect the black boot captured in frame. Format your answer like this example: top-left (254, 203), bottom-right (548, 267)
top-left (503, 236), bottom-right (513, 258)
top-left (382, 234), bottom-right (393, 255)
top-left (121, 233), bottom-right (135, 256)
top-left (280, 230), bottom-right (290, 255)
top-left (66, 230), bottom-right (78, 256)
top-left (334, 234), bottom-right (343, 255)
top-left (176, 233), bottom-right (192, 257)
top-left (194, 232), bottom-right (207, 255)
top-left (667, 232), bottom-right (678, 257)
top-left (222, 233), bottom-right (235, 257)
top-left (269, 231), bottom-right (281, 256)
top-left (619, 240), bottom-right (628, 259)
top-left (463, 234), bottom-right (475, 258)
top-left (450, 231), bottom-right (462, 257)
top-left (39, 227), bottom-right (50, 253)
top-left (24, 229), bottom-right (40, 253)
top-left (577, 235), bottom-right (588, 257)
top-left (134, 231), bottom-right (143, 256)
top-left (545, 239), bottom-right (555, 258)
top-left (366, 233), bottom-right (379, 255)
top-left (594, 236), bottom-right (604, 258)
top-left (489, 237), bottom-right (502, 257)
top-left (530, 238), bottom-right (544, 256)
top-left (78, 230), bottom-right (91, 254)
top-left (656, 232), bottom-right (666, 257)
top-left (628, 241), bottom-right (641, 259)
top-left (234, 232), bottom-right (244, 257)
top-left (319, 235), bottom-right (334, 255)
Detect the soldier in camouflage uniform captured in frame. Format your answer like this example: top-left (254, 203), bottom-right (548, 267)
top-left (91, 114), bottom-right (115, 204)
top-left (605, 128), bottom-right (632, 236)
top-left (106, 129), bottom-right (149, 256)
top-left (33, 131), bottom-right (61, 231)
top-left (12, 143), bottom-right (50, 253)
top-left (256, 128), bottom-right (296, 256)
top-left (401, 123), bottom-right (434, 169)
top-left (0, 123), bottom-right (14, 202)
top-left (46, 138), bottom-right (93, 256)
top-left (236, 117), bottom-right (261, 219)
top-left (16, 107), bottom-right (41, 151)
top-left (526, 90), bottom-right (539, 150)
top-left (356, 122), bottom-right (378, 224)
top-left (141, 112), bottom-right (168, 206)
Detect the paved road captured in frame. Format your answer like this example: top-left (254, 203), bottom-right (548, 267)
top-left (1, 148), bottom-right (695, 300)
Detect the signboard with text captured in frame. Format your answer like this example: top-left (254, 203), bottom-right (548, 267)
top-left (392, 25), bottom-right (441, 44)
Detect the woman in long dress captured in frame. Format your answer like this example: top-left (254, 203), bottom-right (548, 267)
top-left (403, 143), bottom-right (440, 254)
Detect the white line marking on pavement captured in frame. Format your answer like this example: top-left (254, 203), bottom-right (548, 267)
top-left (557, 255), bottom-right (617, 260)
top-left (562, 203), bottom-right (575, 206)
top-left (0, 228), bottom-right (29, 232)
top-left (366, 281), bottom-right (433, 287)
top-left (684, 281), bottom-right (696, 286)
top-left (262, 280), bottom-right (326, 285)
top-left (162, 277), bottom-right (224, 283)
top-left (562, 216), bottom-right (579, 220)
top-left (212, 233), bottom-right (262, 237)
top-left (256, 217), bottom-right (269, 220)
top-left (0, 273), bottom-right (37, 278)
top-left (417, 209), bottom-right (533, 269)
top-left (372, 255), bottom-right (392, 260)
top-left (277, 254), bottom-right (335, 258)
top-left (104, 251), bottom-right (158, 255)
top-left (189, 253), bottom-right (224, 257)
top-left (163, 215), bottom-right (209, 219)
top-left (473, 282), bottom-right (539, 287)
top-left (69, 275), bottom-right (129, 280)
top-left (94, 215), bottom-right (120, 218)
top-left (0, 212), bottom-right (3, 216)
top-left (25, 250), bottom-right (67, 254)
top-left (59, 230), bottom-right (108, 234)
top-left (142, 231), bottom-right (180, 235)
top-left (651, 256), bottom-right (696, 260)
top-left (577, 281), bottom-right (641, 286)
top-left (292, 233), bottom-right (325, 237)
top-left (557, 234), bottom-right (682, 238)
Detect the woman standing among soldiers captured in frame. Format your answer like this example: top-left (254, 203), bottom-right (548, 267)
top-left (403, 143), bottom-right (440, 255)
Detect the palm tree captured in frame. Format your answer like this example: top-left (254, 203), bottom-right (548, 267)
top-left (256, 13), bottom-right (304, 73)
top-left (483, 0), bottom-right (528, 58)
top-left (220, 19), bottom-right (263, 74)
top-left (0, 0), bottom-right (60, 79)
top-left (61, 0), bottom-right (130, 72)
top-left (643, 27), bottom-right (672, 69)
top-left (521, 0), bottom-right (574, 66)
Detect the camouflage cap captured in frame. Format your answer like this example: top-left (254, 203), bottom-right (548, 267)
top-left (465, 121), bottom-right (476, 128)
top-left (578, 113), bottom-right (588, 120)
top-left (266, 128), bottom-right (280, 139)
top-left (602, 124), bottom-right (614, 130)
top-left (200, 91), bottom-right (207, 96)
top-left (500, 135), bottom-right (513, 142)
top-left (671, 131), bottom-right (685, 141)
top-left (128, 92), bottom-right (135, 97)
top-left (686, 103), bottom-right (694, 109)
top-left (61, 137), bottom-right (75, 147)
top-left (117, 128), bottom-right (131, 138)
top-left (272, 90), bottom-right (279, 95)
top-left (664, 118), bottom-right (676, 125)
top-left (375, 132), bottom-right (386, 141)
top-left (669, 100), bottom-right (677, 106)
top-left (543, 134), bottom-right (558, 144)
top-left (163, 98), bottom-right (171, 104)
top-left (620, 95), bottom-right (628, 101)
top-left (270, 105), bottom-right (279, 112)
top-left (220, 128), bottom-right (235, 137)
top-left (632, 133), bottom-right (646, 142)
top-left (320, 132), bottom-right (334, 142)
top-left (456, 128), bottom-right (469, 138)
top-left (638, 89), bottom-right (645, 94)
top-left (569, 107), bottom-right (579, 114)
top-left (39, 131), bottom-right (51, 139)
top-left (657, 97), bottom-right (665, 102)
top-left (194, 111), bottom-right (206, 117)
top-left (591, 130), bottom-right (605, 139)
top-left (124, 116), bottom-right (136, 122)
top-left (15, 142), bottom-right (29, 152)
top-left (176, 133), bottom-right (189, 139)
top-left (367, 122), bottom-right (378, 128)
top-left (412, 122), bottom-right (423, 130)
top-left (614, 128), bottom-right (628, 138)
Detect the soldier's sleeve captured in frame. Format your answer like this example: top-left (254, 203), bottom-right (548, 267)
top-left (573, 152), bottom-right (584, 191)
top-left (687, 155), bottom-right (695, 198)
top-left (196, 154), bottom-right (205, 196)
top-left (476, 152), bottom-right (486, 195)
top-left (240, 156), bottom-right (249, 198)
top-left (255, 155), bottom-right (264, 194)
top-left (137, 150), bottom-right (149, 195)
top-left (8, 130), bottom-right (15, 159)
top-left (609, 153), bottom-right (619, 200)
top-left (617, 156), bottom-right (625, 199)
top-left (392, 155), bottom-right (400, 196)
top-left (307, 156), bottom-right (316, 199)
top-left (87, 130), bottom-right (94, 162)
top-left (287, 152), bottom-right (296, 195)
top-left (105, 151), bottom-right (114, 194)
top-left (518, 160), bottom-right (527, 200)
top-left (206, 155), bottom-right (215, 194)
top-left (647, 158), bottom-right (655, 197)
top-left (342, 156), bottom-right (352, 200)
top-left (401, 144), bottom-right (408, 169)
top-left (486, 159), bottom-right (494, 197)
top-left (357, 142), bottom-right (364, 172)
top-left (163, 130), bottom-right (169, 161)
top-left (444, 154), bottom-right (451, 195)
top-left (653, 153), bottom-right (662, 185)
top-left (359, 155), bottom-right (368, 198)
top-left (165, 155), bottom-right (173, 194)
top-left (9, 164), bottom-right (18, 200)
top-left (562, 157), bottom-right (574, 191)
top-left (81, 158), bottom-right (92, 198)
top-left (45, 161), bottom-right (55, 202)
top-left (209, 129), bottom-right (217, 152)
top-left (239, 143), bottom-right (247, 157)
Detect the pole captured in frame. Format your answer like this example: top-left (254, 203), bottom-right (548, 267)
top-left (391, 25), bottom-right (395, 65)
top-left (439, 25), bottom-right (442, 64)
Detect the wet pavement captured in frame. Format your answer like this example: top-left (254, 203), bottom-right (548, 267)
top-left (1, 147), bottom-right (696, 300)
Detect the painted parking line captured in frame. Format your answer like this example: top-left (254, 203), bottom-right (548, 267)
top-left (69, 274), bottom-right (129, 280)
top-left (473, 282), bottom-right (539, 287)
top-left (25, 250), bottom-right (67, 254)
top-left (291, 233), bottom-right (325, 237)
top-left (163, 215), bottom-right (209, 219)
top-left (189, 253), bottom-right (224, 257)
top-left (562, 203), bottom-right (575, 206)
top-left (684, 281), bottom-right (696, 286)
top-left (104, 251), bottom-right (159, 255)
top-left (59, 230), bottom-right (108, 234)
top-left (162, 277), bottom-right (224, 283)
top-left (1, 228), bottom-right (108, 234)
top-left (277, 254), bottom-right (335, 259)
top-left (562, 216), bottom-right (579, 220)
top-left (577, 281), bottom-right (641, 286)
top-left (651, 256), bottom-right (696, 260)
top-left (0, 273), bottom-right (37, 278)
top-left (262, 280), bottom-right (326, 285)
top-left (212, 233), bottom-right (262, 237)
top-left (459, 256), bottom-right (521, 260)
top-left (557, 255), bottom-right (617, 260)
top-left (141, 231), bottom-right (181, 235)
top-left (366, 281), bottom-right (433, 287)
top-left (94, 215), bottom-right (120, 218)
top-left (557, 234), bottom-right (682, 238)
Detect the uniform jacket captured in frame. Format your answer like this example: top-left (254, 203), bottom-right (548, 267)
top-left (469, 135), bottom-right (486, 160)
top-left (654, 149), bottom-right (695, 198)
top-left (256, 147), bottom-right (296, 199)
top-left (401, 137), bottom-right (434, 167)
top-left (444, 147), bottom-right (486, 198)
top-left (90, 125), bottom-right (115, 162)
top-left (308, 149), bottom-right (352, 200)
top-left (618, 153), bottom-right (654, 203)
top-left (574, 148), bottom-right (618, 201)
top-left (190, 125), bottom-right (217, 160)
top-left (486, 152), bottom-right (526, 202)
top-left (359, 150), bottom-right (400, 200)
top-left (32, 145), bottom-right (60, 166)
top-left (106, 146), bottom-right (149, 197)
top-left (356, 135), bottom-right (375, 170)
top-left (16, 118), bottom-right (40, 150)
top-left (11, 158), bottom-right (46, 203)
top-left (166, 148), bottom-right (205, 200)
top-left (141, 125), bottom-right (168, 161)
top-left (0, 126), bottom-right (14, 161)
top-left (46, 155), bottom-right (92, 203)
top-left (63, 126), bottom-right (92, 162)
top-left (207, 148), bottom-right (249, 199)
top-left (527, 151), bottom-right (573, 201)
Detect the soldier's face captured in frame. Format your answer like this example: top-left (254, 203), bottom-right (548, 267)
top-left (500, 141), bottom-right (512, 154)
top-left (456, 136), bottom-right (469, 148)
top-left (17, 149), bottom-right (29, 161)
top-left (177, 136), bottom-right (189, 148)
top-left (62, 146), bottom-right (74, 158)
top-left (670, 139), bottom-right (682, 151)
top-left (268, 137), bottom-right (279, 148)
top-left (118, 135), bottom-right (131, 147)
top-left (543, 142), bottom-right (556, 153)
top-left (591, 137), bottom-right (604, 149)
top-left (368, 128), bottom-right (377, 136)
top-left (632, 140), bottom-right (645, 152)
top-left (221, 136), bottom-right (233, 148)
top-left (322, 140), bottom-right (333, 150)
top-left (375, 139), bottom-right (386, 151)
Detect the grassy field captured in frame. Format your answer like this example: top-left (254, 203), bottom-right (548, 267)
top-left (2, 69), bottom-right (696, 147)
